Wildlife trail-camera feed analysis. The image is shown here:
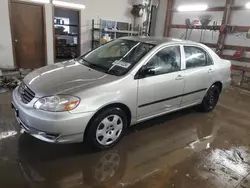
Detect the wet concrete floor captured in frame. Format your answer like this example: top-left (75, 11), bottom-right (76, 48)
top-left (1, 86), bottom-right (250, 188)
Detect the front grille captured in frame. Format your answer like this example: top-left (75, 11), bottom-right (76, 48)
top-left (19, 82), bottom-right (35, 104)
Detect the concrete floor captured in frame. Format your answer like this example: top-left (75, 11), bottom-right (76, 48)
top-left (1, 86), bottom-right (250, 188)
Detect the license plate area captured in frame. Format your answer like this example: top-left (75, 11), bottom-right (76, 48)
top-left (11, 102), bottom-right (19, 118)
top-left (12, 102), bottom-right (26, 133)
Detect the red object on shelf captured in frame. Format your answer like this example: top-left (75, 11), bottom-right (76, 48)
top-left (233, 50), bottom-right (243, 58)
top-left (220, 25), bottom-right (226, 33)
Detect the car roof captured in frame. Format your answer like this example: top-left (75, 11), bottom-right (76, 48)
top-left (120, 36), bottom-right (198, 46)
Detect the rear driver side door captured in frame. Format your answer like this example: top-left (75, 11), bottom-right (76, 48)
top-left (181, 45), bottom-right (215, 107)
top-left (136, 45), bottom-right (185, 121)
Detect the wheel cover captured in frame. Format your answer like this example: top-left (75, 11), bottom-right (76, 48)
top-left (94, 152), bottom-right (120, 182)
top-left (96, 115), bottom-right (123, 146)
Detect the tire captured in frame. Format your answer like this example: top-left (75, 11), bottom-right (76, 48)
top-left (200, 85), bottom-right (220, 112)
top-left (86, 107), bottom-right (128, 150)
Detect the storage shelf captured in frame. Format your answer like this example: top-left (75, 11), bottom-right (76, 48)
top-left (56, 45), bottom-right (77, 47)
top-left (94, 28), bottom-right (139, 34)
top-left (91, 19), bottom-right (143, 49)
top-left (56, 34), bottom-right (78, 37)
top-left (104, 29), bottom-right (139, 34)
top-left (55, 23), bottom-right (78, 27)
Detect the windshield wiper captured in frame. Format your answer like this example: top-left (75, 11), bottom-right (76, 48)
top-left (79, 58), bottom-right (120, 76)
top-left (80, 58), bottom-right (114, 74)
top-left (79, 58), bottom-right (92, 66)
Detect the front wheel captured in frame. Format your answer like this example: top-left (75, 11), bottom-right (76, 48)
top-left (200, 85), bottom-right (220, 112)
top-left (85, 107), bottom-right (127, 150)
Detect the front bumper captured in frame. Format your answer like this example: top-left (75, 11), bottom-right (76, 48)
top-left (12, 87), bottom-right (95, 143)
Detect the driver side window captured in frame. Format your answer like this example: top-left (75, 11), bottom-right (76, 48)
top-left (144, 46), bottom-right (181, 77)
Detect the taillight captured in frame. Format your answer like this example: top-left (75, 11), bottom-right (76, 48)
top-left (230, 65), bottom-right (232, 71)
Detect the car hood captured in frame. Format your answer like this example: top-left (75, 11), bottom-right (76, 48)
top-left (23, 60), bottom-right (111, 97)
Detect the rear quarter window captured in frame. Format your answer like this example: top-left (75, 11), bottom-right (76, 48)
top-left (184, 46), bottom-right (213, 69)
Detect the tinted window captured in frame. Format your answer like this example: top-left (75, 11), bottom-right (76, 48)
top-left (144, 46), bottom-right (181, 76)
top-left (184, 46), bottom-right (213, 69)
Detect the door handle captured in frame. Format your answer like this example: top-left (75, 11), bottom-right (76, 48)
top-left (14, 39), bottom-right (19, 43)
top-left (175, 75), bottom-right (184, 80)
top-left (208, 68), bottom-right (214, 73)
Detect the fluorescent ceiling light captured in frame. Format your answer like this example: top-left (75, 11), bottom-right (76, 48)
top-left (246, 2), bottom-right (250, 9)
top-left (177, 4), bottom-right (208, 12)
top-left (31, 0), bottom-right (50, 3)
top-left (53, 0), bottom-right (85, 9)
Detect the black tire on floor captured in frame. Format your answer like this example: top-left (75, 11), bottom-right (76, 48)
top-left (200, 85), bottom-right (220, 112)
top-left (85, 107), bottom-right (128, 150)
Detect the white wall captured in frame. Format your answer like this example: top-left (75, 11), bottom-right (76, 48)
top-left (154, 0), bottom-right (168, 37)
top-left (45, 3), bottom-right (54, 65)
top-left (0, 0), bottom-right (133, 69)
top-left (0, 0), bottom-right (15, 69)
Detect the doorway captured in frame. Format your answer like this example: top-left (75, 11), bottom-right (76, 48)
top-left (10, 1), bottom-right (46, 69)
top-left (53, 7), bottom-right (80, 63)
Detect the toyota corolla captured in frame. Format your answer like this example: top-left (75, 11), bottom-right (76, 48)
top-left (12, 37), bottom-right (231, 150)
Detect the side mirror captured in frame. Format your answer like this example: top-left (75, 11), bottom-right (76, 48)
top-left (140, 66), bottom-right (155, 78)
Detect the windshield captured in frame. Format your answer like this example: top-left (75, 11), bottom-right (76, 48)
top-left (79, 39), bottom-right (155, 76)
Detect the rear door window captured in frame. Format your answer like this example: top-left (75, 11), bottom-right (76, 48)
top-left (184, 46), bottom-right (213, 69)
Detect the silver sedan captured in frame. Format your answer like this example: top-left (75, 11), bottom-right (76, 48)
top-left (12, 37), bottom-right (231, 150)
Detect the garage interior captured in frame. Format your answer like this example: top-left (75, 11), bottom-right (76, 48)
top-left (54, 7), bottom-right (80, 62)
top-left (1, 0), bottom-right (250, 188)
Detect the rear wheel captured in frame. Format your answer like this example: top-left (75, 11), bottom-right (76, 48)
top-left (200, 85), bottom-right (220, 112)
top-left (86, 107), bottom-right (127, 150)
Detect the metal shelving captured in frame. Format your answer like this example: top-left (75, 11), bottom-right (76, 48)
top-left (54, 23), bottom-right (78, 27)
top-left (91, 19), bottom-right (141, 49)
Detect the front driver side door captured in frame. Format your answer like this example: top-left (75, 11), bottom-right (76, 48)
top-left (136, 45), bottom-right (185, 121)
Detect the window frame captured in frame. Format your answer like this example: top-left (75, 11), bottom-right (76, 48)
top-left (136, 44), bottom-right (183, 79)
top-left (182, 45), bottom-right (214, 70)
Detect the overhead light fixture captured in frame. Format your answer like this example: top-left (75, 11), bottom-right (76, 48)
top-left (31, 0), bottom-right (50, 3)
top-left (52, 0), bottom-right (85, 9)
top-left (177, 4), bottom-right (208, 12)
top-left (246, 2), bottom-right (250, 9)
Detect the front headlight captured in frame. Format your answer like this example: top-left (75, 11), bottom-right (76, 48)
top-left (34, 95), bottom-right (80, 112)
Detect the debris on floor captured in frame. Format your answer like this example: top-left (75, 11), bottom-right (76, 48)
top-left (0, 68), bottom-right (33, 91)
top-left (19, 68), bottom-right (32, 77)
top-left (0, 76), bottom-right (22, 91)
top-left (198, 147), bottom-right (250, 188)
top-left (0, 88), bottom-right (8, 93)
